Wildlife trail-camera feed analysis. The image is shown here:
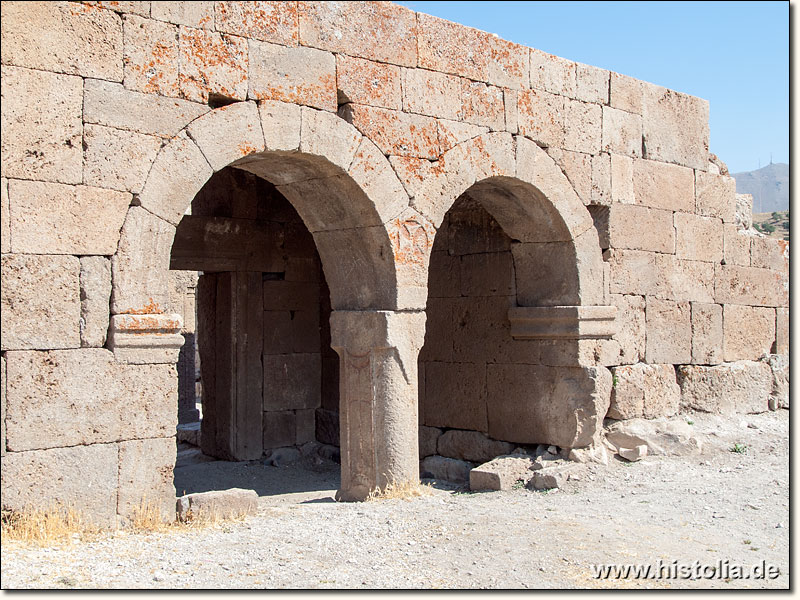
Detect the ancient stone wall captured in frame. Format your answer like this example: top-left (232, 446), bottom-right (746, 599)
top-left (0, 1), bottom-right (788, 523)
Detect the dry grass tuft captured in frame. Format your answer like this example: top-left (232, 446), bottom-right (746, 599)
top-left (367, 479), bottom-right (433, 501)
top-left (1, 504), bottom-right (101, 547)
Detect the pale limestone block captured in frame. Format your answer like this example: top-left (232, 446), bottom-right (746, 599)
top-left (402, 68), bottom-right (462, 120)
top-left (1, 254), bottom-right (80, 350)
top-left (179, 27), bottom-right (248, 103)
top-left (215, 0), bottom-right (298, 44)
top-left (575, 62), bottom-right (609, 104)
top-left (0, 444), bottom-right (119, 529)
top-left (177, 488), bottom-right (258, 520)
top-left (609, 72), bottom-right (643, 114)
top-left (517, 88), bottom-right (565, 148)
top-left (735, 193), bottom-right (754, 230)
top-left (437, 430), bottom-right (514, 464)
top-left (1, 355), bottom-right (5, 457)
top-left (83, 78), bottom-right (209, 138)
top-left (690, 302), bottom-right (723, 365)
top-left (665, 258), bottom-right (716, 303)
top-left (248, 40), bottom-right (336, 111)
top-left (1, 178), bottom-right (10, 253)
top-left (4, 349), bottom-right (177, 451)
top-left (83, 1), bottom-right (150, 16)
top-left (750, 237), bottom-right (789, 271)
top-left (723, 224), bottom-right (751, 266)
top-left (461, 81), bottom-right (505, 130)
top-left (80, 256), bottom-right (112, 348)
top-left (776, 308), bottom-right (789, 354)
top-left (348, 137), bottom-right (409, 224)
top-left (563, 99), bottom-right (602, 154)
top-left (503, 88), bottom-right (519, 134)
top-left (300, 107), bottom-right (363, 172)
top-left (609, 294), bottom-right (645, 364)
top-left (83, 124), bottom-right (163, 193)
top-left (488, 36), bottom-right (529, 90)
top-left (677, 361), bottom-right (772, 414)
top-left (674, 213), bottom-right (723, 263)
top-left (118, 437), bottom-right (176, 524)
top-left (607, 204), bottom-right (674, 253)
top-left (336, 54), bottom-right (402, 109)
top-left (470, 455), bottom-right (536, 491)
top-left (714, 264), bottom-right (788, 307)
top-left (1, 2), bottom-right (122, 80)
top-left (1, 66), bottom-right (83, 184)
top-left (111, 206), bottom-right (175, 315)
top-left (187, 102), bottom-right (265, 171)
top-left (645, 298), bottom-right (691, 364)
top-left (529, 48), bottom-right (576, 97)
top-left (723, 304), bottom-right (776, 362)
top-left (151, 1), bottom-right (214, 28)
top-left (123, 14), bottom-right (179, 96)
top-left (138, 131), bottom-right (213, 225)
top-left (437, 119), bottom-right (490, 154)
top-left (642, 83), bottom-right (709, 170)
top-left (590, 153), bottom-right (612, 205)
top-left (696, 170), bottom-right (737, 222)
top-left (633, 158), bottom-right (695, 212)
top-left (546, 149), bottom-right (591, 204)
top-left (610, 154), bottom-right (635, 203)
top-left (608, 363), bottom-right (680, 420)
top-left (343, 104), bottom-right (440, 159)
top-left (601, 106), bottom-right (643, 157)
top-left (258, 99), bottom-right (302, 151)
top-left (417, 12), bottom-right (490, 79)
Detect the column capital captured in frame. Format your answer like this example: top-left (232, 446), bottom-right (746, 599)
top-left (330, 310), bottom-right (426, 354)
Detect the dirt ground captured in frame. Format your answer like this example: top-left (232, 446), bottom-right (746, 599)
top-left (0, 409), bottom-right (789, 589)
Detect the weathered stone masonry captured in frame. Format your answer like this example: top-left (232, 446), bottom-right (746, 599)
top-left (0, 1), bottom-right (788, 525)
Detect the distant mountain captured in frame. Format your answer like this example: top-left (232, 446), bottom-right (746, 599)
top-left (731, 162), bottom-right (789, 213)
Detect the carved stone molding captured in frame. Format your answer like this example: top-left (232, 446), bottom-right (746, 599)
top-left (508, 305), bottom-right (617, 340)
top-left (108, 313), bottom-right (185, 364)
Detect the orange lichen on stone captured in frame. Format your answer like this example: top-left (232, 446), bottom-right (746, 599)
top-left (238, 143), bottom-right (260, 156)
top-left (115, 314), bottom-right (181, 332)
top-left (461, 81), bottom-right (505, 130)
top-left (123, 298), bottom-right (165, 315)
top-left (178, 27), bottom-right (248, 103)
top-left (336, 54), bottom-right (402, 109)
top-left (215, 1), bottom-right (299, 46)
top-left (417, 12), bottom-right (491, 81)
top-left (124, 16), bottom-right (180, 96)
top-left (488, 36), bottom-right (529, 89)
top-left (347, 105), bottom-right (440, 159)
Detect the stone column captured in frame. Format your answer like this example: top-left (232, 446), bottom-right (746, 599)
top-left (330, 310), bottom-right (426, 501)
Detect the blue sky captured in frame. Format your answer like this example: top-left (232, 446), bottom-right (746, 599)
top-left (398, 1), bottom-right (788, 174)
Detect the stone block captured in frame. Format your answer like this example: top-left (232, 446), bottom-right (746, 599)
top-left (775, 308), bottom-right (788, 355)
top-left (8, 180), bottom-right (130, 255)
top-left (1, 355), bottom-right (5, 457)
top-left (605, 204), bottom-right (674, 253)
top-left (590, 153), bottom-right (612, 206)
top-left (118, 437), bottom-right (176, 524)
top-left (1, 254), bottom-right (80, 351)
top-left (263, 446), bottom-right (301, 467)
top-left (0, 444), bottom-right (119, 529)
top-left (573, 62), bottom-right (607, 102)
top-left (263, 281), bottom-right (320, 311)
top-left (215, 1), bottom-right (298, 44)
top-left (83, 78), bottom-right (209, 138)
top-left (436, 430), bottom-right (514, 464)
top-left (750, 237), bottom-right (789, 271)
top-left (723, 304), bottom-right (776, 362)
top-left (263, 353), bottom-right (321, 411)
top-left (179, 27), bottom-right (247, 103)
top-left (461, 81), bottom-right (505, 130)
top-left (176, 488), bottom-right (258, 521)
top-left (422, 361), bottom-right (488, 432)
top-left (608, 363), bottom-right (680, 420)
top-left (122, 14), bottom-right (179, 96)
top-left (677, 361), bottom-right (772, 414)
top-left (263, 410), bottom-right (298, 449)
top-left (610, 154), bottom-right (635, 203)
top-left (645, 298), bottom-right (691, 364)
top-left (83, 1), bottom-right (150, 16)
top-left (437, 120), bottom-right (490, 154)
top-left (348, 137), bottom-right (409, 224)
top-left (5, 349), bottom-right (177, 451)
top-left (451, 296), bottom-right (520, 364)
top-left (609, 294), bottom-right (645, 364)
top-left (601, 106), bottom-right (642, 157)
top-left (546, 149), bottom-right (591, 205)
top-left (343, 104), bottom-right (440, 159)
top-left (633, 158), bottom-right (695, 212)
top-left (606, 418), bottom-right (702, 456)
top-left (315, 408), bottom-right (340, 446)
top-left (714, 264), bottom-right (788, 307)
top-left (418, 301), bottom-right (455, 362)
top-left (723, 224), bottom-right (752, 267)
top-left (667, 258), bottom-right (716, 303)
top-left (417, 12), bottom-right (489, 80)
top-left (80, 256), bottom-right (112, 348)
top-left (111, 206), bottom-right (176, 315)
top-left (735, 193), bottom-right (754, 230)
top-left (296, 409), bottom-right (316, 445)
top-left (529, 48), bottom-right (576, 97)
top-left (487, 365), bottom-right (611, 448)
top-left (517, 89), bottom-right (565, 148)
top-left (1, 2), bottom-right (122, 80)
top-left (674, 213), bottom-right (723, 263)
top-left (402, 67), bottom-right (462, 120)
top-left (299, 1), bottom-right (417, 67)
top-left (248, 40), bottom-right (336, 111)
top-left (504, 89), bottom-right (518, 133)
top-left (151, 2), bottom-right (215, 28)
top-left (527, 465), bottom-right (571, 491)
top-left (336, 55), bottom-right (401, 109)
top-left (691, 302), bottom-right (723, 365)
top-left (563, 99), bottom-right (602, 154)
top-left (470, 454), bottom-right (535, 491)
top-left (83, 124), bottom-right (162, 193)
top-left (695, 171), bottom-right (736, 222)
top-left (187, 101), bottom-right (265, 172)
top-left (764, 354), bottom-right (788, 409)
top-left (488, 37), bottom-right (529, 90)
top-left (1, 178), bottom-right (8, 253)
top-left (263, 310), bottom-right (320, 354)
top-left (642, 83), bottom-right (709, 170)
top-left (609, 72), bottom-right (643, 114)
top-left (459, 252), bottom-right (515, 297)
top-left (511, 242), bottom-right (583, 306)
top-left (1, 66), bottom-right (83, 184)
top-left (420, 455), bottom-right (474, 484)
top-left (419, 425), bottom-right (442, 458)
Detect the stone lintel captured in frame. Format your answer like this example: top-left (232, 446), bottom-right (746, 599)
top-left (108, 313), bottom-right (185, 364)
top-left (508, 305), bottom-right (617, 340)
